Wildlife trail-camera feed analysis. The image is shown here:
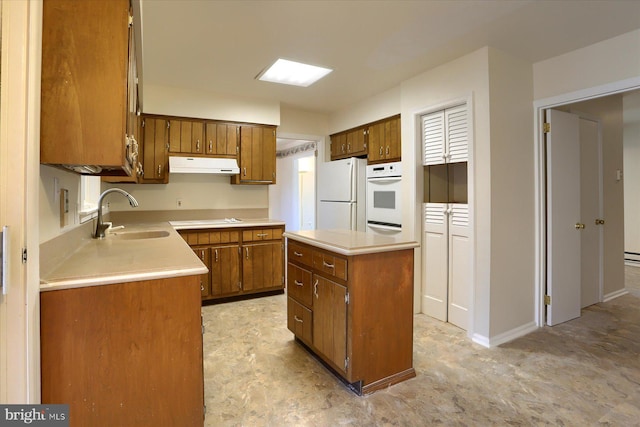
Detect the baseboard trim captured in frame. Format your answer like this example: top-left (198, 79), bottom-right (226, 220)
top-left (472, 321), bottom-right (538, 348)
top-left (603, 288), bottom-right (629, 302)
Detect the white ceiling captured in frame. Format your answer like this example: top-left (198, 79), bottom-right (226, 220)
top-left (140, 0), bottom-right (640, 115)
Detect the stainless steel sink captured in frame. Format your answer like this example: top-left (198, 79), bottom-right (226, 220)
top-left (110, 230), bottom-right (170, 240)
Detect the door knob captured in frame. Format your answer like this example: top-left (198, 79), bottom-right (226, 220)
top-left (575, 223), bottom-right (585, 230)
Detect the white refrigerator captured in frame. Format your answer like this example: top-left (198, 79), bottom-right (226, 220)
top-left (317, 157), bottom-right (367, 231)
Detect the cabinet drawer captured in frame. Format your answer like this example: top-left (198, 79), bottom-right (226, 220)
top-left (287, 263), bottom-right (313, 308)
top-left (287, 241), bottom-right (313, 268)
top-left (313, 251), bottom-right (347, 281)
top-left (287, 297), bottom-right (312, 345)
top-left (179, 230), bottom-right (239, 246)
top-left (243, 227), bottom-right (283, 242)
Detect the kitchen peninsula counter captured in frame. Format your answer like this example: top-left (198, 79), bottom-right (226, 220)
top-left (284, 229), bottom-right (418, 395)
top-left (40, 221), bottom-right (208, 292)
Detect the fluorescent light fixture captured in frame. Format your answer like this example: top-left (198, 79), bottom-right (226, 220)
top-left (257, 59), bottom-right (332, 87)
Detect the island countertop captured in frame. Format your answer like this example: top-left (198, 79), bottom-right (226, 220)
top-left (283, 229), bottom-right (418, 256)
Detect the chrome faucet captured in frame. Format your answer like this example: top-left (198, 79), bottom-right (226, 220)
top-left (93, 188), bottom-right (139, 239)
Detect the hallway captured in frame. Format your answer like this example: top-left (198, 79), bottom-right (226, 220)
top-left (201, 293), bottom-right (640, 426)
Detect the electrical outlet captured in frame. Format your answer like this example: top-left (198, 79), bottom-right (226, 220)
top-left (176, 199), bottom-right (183, 208)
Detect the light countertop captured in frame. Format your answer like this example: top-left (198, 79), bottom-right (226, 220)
top-left (283, 229), bottom-right (418, 256)
top-left (40, 218), bottom-right (287, 292)
top-left (170, 218), bottom-right (285, 230)
top-left (40, 222), bottom-right (207, 292)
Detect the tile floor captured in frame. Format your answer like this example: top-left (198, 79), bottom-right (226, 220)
top-left (202, 293), bottom-right (640, 426)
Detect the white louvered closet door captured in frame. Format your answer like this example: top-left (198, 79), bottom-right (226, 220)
top-left (423, 203), bottom-right (448, 321)
top-left (422, 104), bottom-right (468, 166)
top-left (422, 111), bottom-right (445, 165)
top-left (447, 204), bottom-right (470, 331)
top-left (445, 104), bottom-right (468, 163)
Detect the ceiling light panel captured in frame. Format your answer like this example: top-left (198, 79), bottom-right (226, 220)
top-left (257, 59), bottom-right (332, 87)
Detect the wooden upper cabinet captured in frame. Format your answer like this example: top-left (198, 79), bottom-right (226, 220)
top-left (330, 133), bottom-right (347, 160)
top-left (167, 119), bottom-right (204, 154)
top-left (367, 115), bottom-right (401, 164)
top-left (330, 126), bottom-right (367, 160)
top-left (231, 124), bottom-right (276, 185)
top-left (205, 122), bottom-right (239, 157)
top-left (41, 0), bottom-right (137, 176)
top-left (139, 117), bottom-right (169, 183)
top-left (346, 128), bottom-right (367, 156)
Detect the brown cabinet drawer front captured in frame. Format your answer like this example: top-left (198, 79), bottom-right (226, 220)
top-left (287, 263), bottom-right (313, 307)
top-left (288, 241), bottom-right (313, 268)
top-left (180, 230), bottom-right (240, 246)
top-left (287, 297), bottom-right (312, 345)
top-left (243, 227), bottom-right (283, 242)
top-left (201, 230), bottom-right (240, 245)
top-left (313, 251), bottom-right (347, 281)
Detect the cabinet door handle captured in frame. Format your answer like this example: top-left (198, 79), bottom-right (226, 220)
top-left (294, 280), bottom-right (303, 287)
top-left (157, 164), bottom-right (162, 176)
top-left (245, 247), bottom-right (249, 260)
top-left (293, 251), bottom-right (303, 257)
top-left (196, 139), bottom-right (200, 151)
top-left (256, 233), bottom-right (268, 238)
top-left (200, 250), bottom-right (206, 261)
top-left (209, 140), bottom-right (213, 152)
top-left (322, 260), bottom-right (334, 269)
top-left (200, 280), bottom-right (204, 292)
top-left (214, 249), bottom-right (218, 262)
top-left (293, 315), bottom-right (303, 323)
top-left (379, 147), bottom-right (383, 156)
top-left (386, 146), bottom-right (390, 155)
top-left (313, 279), bottom-right (319, 298)
top-left (243, 167), bottom-right (247, 177)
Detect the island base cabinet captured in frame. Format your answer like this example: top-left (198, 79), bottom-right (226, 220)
top-left (40, 277), bottom-right (204, 427)
top-left (286, 238), bottom-right (416, 395)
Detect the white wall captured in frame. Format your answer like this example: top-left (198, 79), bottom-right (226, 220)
top-left (533, 29), bottom-right (640, 101)
top-left (105, 174), bottom-right (268, 212)
top-left (487, 48), bottom-right (535, 337)
top-left (624, 91), bottom-right (640, 255)
top-left (400, 48), bottom-right (493, 336)
top-left (328, 86), bottom-right (401, 135)
top-left (143, 83), bottom-right (280, 125)
top-left (39, 166), bottom-right (83, 243)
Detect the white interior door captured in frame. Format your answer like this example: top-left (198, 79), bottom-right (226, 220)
top-left (546, 109), bottom-right (582, 326)
top-left (579, 118), bottom-right (602, 308)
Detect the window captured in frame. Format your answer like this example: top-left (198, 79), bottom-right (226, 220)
top-left (79, 175), bottom-right (101, 223)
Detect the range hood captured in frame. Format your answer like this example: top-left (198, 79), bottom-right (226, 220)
top-left (169, 156), bottom-right (240, 175)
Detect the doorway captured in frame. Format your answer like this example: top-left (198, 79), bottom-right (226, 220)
top-left (269, 136), bottom-right (317, 232)
top-left (536, 83), bottom-right (640, 327)
top-left (545, 108), bottom-right (603, 325)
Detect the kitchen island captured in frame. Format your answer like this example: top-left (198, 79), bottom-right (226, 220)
top-left (283, 229), bottom-right (419, 395)
top-left (40, 222), bottom-right (208, 427)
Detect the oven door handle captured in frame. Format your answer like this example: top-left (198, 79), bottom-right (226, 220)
top-left (367, 176), bottom-right (401, 183)
top-left (367, 223), bottom-right (402, 231)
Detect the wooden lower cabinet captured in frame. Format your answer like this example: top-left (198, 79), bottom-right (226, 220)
top-left (40, 276), bottom-right (204, 427)
top-left (180, 225), bottom-right (284, 303)
top-left (312, 276), bottom-right (347, 376)
top-left (286, 239), bottom-right (415, 395)
top-left (242, 241), bottom-right (283, 293)
top-left (210, 244), bottom-right (241, 297)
